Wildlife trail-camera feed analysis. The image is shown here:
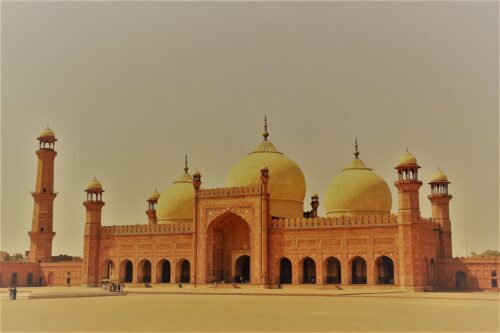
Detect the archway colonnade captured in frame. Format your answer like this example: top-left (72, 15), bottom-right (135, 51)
top-left (101, 258), bottom-right (192, 284)
top-left (275, 255), bottom-right (402, 286)
top-left (100, 255), bottom-right (439, 287)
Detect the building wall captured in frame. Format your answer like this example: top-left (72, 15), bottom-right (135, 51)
top-left (94, 224), bottom-right (193, 284)
top-left (438, 257), bottom-right (500, 291)
top-left (0, 262), bottom-right (43, 287)
top-left (0, 261), bottom-right (82, 287)
top-left (40, 262), bottom-right (83, 286)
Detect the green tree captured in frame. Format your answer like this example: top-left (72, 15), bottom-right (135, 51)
top-left (470, 249), bottom-right (500, 257)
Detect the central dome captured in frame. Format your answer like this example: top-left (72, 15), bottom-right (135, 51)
top-left (324, 142), bottom-right (392, 217)
top-left (226, 119), bottom-right (306, 218)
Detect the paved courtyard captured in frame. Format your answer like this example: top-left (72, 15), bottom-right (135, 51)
top-left (1, 290), bottom-right (499, 332)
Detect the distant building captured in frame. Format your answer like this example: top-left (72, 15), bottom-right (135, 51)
top-left (0, 122), bottom-right (498, 291)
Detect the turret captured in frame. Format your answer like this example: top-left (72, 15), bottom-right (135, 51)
top-left (394, 150), bottom-right (422, 224)
top-left (310, 194), bottom-right (319, 218)
top-left (82, 177), bottom-right (105, 287)
top-left (428, 167), bottom-right (453, 258)
top-left (28, 127), bottom-right (58, 263)
top-left (146, 189), bottom-right (160, 224)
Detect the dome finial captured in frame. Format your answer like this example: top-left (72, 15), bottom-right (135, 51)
top-left (263, 115), bottom-right (269, 141)
top-left (184, 155), bottom-right (189, 173)
top-left (354, 137), bottom-right (359, 159)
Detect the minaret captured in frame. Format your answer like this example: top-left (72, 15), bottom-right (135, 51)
top-left (28, 127), bottom-right (58, 263)
top-left (146, 189), bottom-right (160, 224)
top-left (394, 150), bottom-right (422, 289)
top-left (260, 166), bottom-right (270, 285)
top-left (192, 170), bottom-right (202, 286)
top-left (394, 150), bottom-right (422, 224)
top-left (81, 178), bottom-right (104, 287)
top-left (428, 167), bottom-right (453, 258)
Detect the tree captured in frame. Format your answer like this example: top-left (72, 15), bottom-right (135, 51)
top-left (470, 249), bottom-right (500, 257)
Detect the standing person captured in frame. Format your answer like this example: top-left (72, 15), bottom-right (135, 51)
top-left (12, 287), bottom-right (17, 300)
top-left (8, 287), bottom-right (13, 300)
top-left (120, 283), bottom-right (124, 292)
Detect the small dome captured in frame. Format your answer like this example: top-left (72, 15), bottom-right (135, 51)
top-left (40, 127), bottom-right (55, 138)
top-left (324, 148), bottom-right (392, 217)
top-left (156, 160), bottom-right (194, 224)
top-left (398, 151), bottom-right (417, 166)
top-left (86, 178), bottom-right (103, 191)
top-left (430, 168), bottom-right (448, 182)
top-left (148, 189), bottom-right (161, 201)
top-left (226, 120), bottom-right (306, 218)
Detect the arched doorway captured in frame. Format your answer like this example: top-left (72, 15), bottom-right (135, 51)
top-left (103, 260), bottom-right (115, 280)
top-left (138, 260), bottom-right (152, 283)
top-left (455, 271), bottom-right (467, 289)
top-left (429, 259), bottom-right (437, 286)
top-left (178, 259), bottom-right (190, 283)
top-left (11, 273), bottom-right (17, 286)
top-left (235, 255), bottom-right (250, 283)
top-left (157, 259), bottom-right (171, 283)
top-left (351, 256), bottom-right (367, 284)
top-left (279, 258), bottom-right (292, 284)
top-left (27, 272), bottom-right (33, 286)
top-left (325, 257), bottom-right (341, 284)
top-left (375, 256), bottom-right (394, 284)
top-left (301, 257), bottom-right (316, 284)
top-left (120, 260), bottom-right (133, 283)
top-left (207, 212), bottom-right (250, 283)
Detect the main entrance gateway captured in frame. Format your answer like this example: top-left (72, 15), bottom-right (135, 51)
top-left (207, 212), bottom-right (251, 283)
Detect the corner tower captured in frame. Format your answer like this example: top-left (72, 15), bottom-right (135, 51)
top-left (428, 168), bottom-right (453, 258)
top-left (81, 178), bottom-right (105, 287)
top-left (28, 127), bottom-right (58, 263)
top-left (394, 151), bottom-right (422, 224)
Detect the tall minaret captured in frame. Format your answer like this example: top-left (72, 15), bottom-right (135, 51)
top-left (81, 178), bottom-right (104, 287)
top-left (394, 150), bottom-right (422, 224)
top-left (428, 167), bottom-right (453, 258)
top-left (394, 150), bottom-right (422, 288)
top-left (28, 127), bottom-right (58, 263)
top-left (146, 189), bottom-right (160, 224)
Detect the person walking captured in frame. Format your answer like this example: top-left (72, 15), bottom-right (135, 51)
top-left (12, 287), bottom-right (17, 300)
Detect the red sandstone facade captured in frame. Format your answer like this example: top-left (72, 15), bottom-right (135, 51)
top-left (1, 128), bottom-right (498, 292)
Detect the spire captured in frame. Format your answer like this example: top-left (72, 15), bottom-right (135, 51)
top-left (354, 137), bottom-right (359, 159)
top-left (263, 115), bottom-right (269, 141)
top-left (184, 155), bottom-right (189, 173)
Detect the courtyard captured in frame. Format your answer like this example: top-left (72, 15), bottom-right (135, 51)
top-left (1, 289), bottom-right (498, 332)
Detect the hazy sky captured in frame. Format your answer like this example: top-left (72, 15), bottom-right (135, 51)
top-left (1, 2), bottom-right (498, 257)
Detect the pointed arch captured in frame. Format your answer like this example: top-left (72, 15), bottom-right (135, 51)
top-left (120, 259), bottom-right (133, 283)
top-left (375, 256), bottom-right (394, 284)
top-left (350, 256), bottom-right (367, 284)
top-left (299, 256), bottom-right (316, 284)
top-left (177, 259), bottom-right (191, 283)
top-left (324, 257), bottom-right (341, 284)
top-left (138, 259), bottom-right (152, 283)
top-left (157, 259), bottom-right (171, 283)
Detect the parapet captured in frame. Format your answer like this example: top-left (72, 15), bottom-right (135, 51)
top-left (198, 186), bottom-right (262, 198)
top-left (100, 223), bottom-right (193, 235)
top-left (270, 214), bottom-right (398, 229)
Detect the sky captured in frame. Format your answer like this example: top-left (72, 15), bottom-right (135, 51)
top-left (1, 2), bottom-right (498, 257)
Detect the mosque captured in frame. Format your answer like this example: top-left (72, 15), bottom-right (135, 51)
top-left (0, 120), bottom-right (498, 291)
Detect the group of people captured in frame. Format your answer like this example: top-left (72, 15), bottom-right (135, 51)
top-left (8, 286), bottom-right (17, 300)
top-left (103, 282), bottom-right (124, 292)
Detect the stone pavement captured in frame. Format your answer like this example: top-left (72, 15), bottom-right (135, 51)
top-left (1, 290), bottom-right (498, 332)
